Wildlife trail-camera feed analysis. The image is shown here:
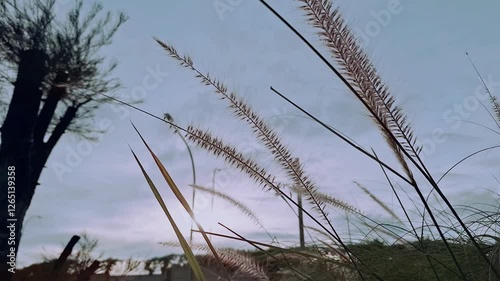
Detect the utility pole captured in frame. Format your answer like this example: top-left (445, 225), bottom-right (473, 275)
top-left (293, 158), bottom-right (305, 249)
top-left (298, 191), bottom-right (305, 249)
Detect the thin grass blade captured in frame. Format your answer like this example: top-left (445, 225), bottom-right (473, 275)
top-left (130, 148), bottom-right (205, 281)
top-left (131, 122), bottom-right (231, 281)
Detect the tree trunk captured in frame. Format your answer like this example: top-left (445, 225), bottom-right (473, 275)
top-left (0, 49), bottom-right (48, 280)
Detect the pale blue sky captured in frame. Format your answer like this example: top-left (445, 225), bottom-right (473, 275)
top-left (16, 0), bottom-right (500, 268)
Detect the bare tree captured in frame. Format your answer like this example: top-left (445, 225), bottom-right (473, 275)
top-left (0, 1), bottom-right (130, 279)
